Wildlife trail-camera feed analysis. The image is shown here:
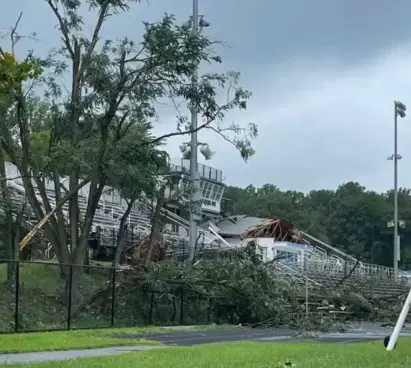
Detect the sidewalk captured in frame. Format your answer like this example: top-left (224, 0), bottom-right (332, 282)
top-left (0, 345), bottom-right (166, 365)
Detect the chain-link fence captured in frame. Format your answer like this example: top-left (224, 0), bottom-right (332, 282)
top-left (0, 260), bottom-right (117, 333)
top-left (0, 259), bottom-right (221, 333)
top-left (1, 252), bottom-right (402, 334)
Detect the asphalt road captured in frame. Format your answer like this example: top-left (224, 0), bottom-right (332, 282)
top-left (125, 328), bottom-right (297, 346)
top-left (117, 326), bottom-right (392, 346)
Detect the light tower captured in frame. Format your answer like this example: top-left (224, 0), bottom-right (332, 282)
top-left (187, 0), bottom-right (211, 259)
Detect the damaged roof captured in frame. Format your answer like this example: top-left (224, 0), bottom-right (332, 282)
top-left (202, 215), bottom-right (310, 245)
top-left (244, 218), bottom-right (309, 244)
top-left (206, 215), bottom-right (268, 236)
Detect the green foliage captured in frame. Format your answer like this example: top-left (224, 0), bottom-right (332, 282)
top-left (103, 122), bottom-right (168, 200)
top-left (117, 244), bottom-right (303, 326)
top-left (0, 52), bottom-right (42, 94)
top-left (37, 1), bottom-right (257, 190)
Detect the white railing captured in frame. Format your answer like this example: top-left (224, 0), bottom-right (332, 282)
top-left (6, 179), bottom-right (119, 243)
top-left (293, 252), bottom-right (395, 280)
top-left (273, 262), bottom-right (322, 287)
top-left (103, 197), bottom-right (219, 246)
top-left (7, 175), bottom-right (220, 249)
top-left (302, 232), bottom-right (356, 262)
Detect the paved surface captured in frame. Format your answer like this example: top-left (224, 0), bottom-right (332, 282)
top-left (0, 322), bottom-right (409, 364)
top-left (118, 322), bottom-right (410, 346)
top-left (0, 345), bottom-right (164, 365)
top-left (120, 328), bottom-right (298, 346)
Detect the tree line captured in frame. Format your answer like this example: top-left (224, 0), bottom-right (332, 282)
top-left (225, 182), bottom-right (411, 269)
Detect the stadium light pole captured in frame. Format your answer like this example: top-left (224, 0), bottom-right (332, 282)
top-left (188, 0), bottom-right (210, 259)
top-left (388, 101), bottom-right (406, 279)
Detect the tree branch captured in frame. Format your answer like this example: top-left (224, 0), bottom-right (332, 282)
top-left (19, 177), bottom-right (91, 250)
top-left (10, 11), bottom-right (23, 56)
top-left (149, 120), bottom-right (211, 145)
top-left (44, 0), bottom-right (75, 58)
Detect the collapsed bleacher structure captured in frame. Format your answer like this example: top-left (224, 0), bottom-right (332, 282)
top-left (3, 160), bottom-right (410, 300)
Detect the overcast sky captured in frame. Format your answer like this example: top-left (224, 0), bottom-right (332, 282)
top-left (3, 0), bottom-right (411, 192)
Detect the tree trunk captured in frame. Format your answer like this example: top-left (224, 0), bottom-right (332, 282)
top-left (13, 203), bottom-right (25, 258)
top-left (68, 171), bottom-right (80, 257)
top-left (34, 175), bottom-right (71, 269)
top-left (72, 175), bottom-right (105, 263)
top-left (66, 175), bottom-right (105, 307)
top-left (113, 199), bottom-right (134, 267)
top-left (18, 176), bottom-right (90, 280)
top-left (0, 142), bottom-right (17, 288)
top-left (19, 168), bottom-right (70, 268)
top-left (14, 92), bottom-right (68, 263)
top-left (53, 176), bottom-right (69, 250)
top-left (145, 187), bottom-right (166, 265)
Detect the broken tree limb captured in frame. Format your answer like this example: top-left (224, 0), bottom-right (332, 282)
top-left (19, 178), bottom-right (90, 251)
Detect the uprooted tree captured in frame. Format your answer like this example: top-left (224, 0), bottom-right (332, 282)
top-left (0, 1), bottom-right (257, 302)
top-left (92, 242), bottom-right (397, 329)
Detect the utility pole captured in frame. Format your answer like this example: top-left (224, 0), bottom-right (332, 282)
top-left (188, 0), bottom-right (201, 259)
top-left (392, 101), bottom-right (406, 278)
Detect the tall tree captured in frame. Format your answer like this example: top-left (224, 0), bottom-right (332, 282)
top-left (0, 1), bottom-right (257, 296)
top-left (0, 15), bottom-right (43, 285)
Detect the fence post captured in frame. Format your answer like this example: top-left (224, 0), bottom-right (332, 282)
top-left (110, 267), bottom-right (116, 327)
top-left (180, 288), bottom-right (184, 325)
top-left (148, 291), bottom-right (155, 325)
top-left (14, 261), bottom-right (20, 332)
top-left (67, 265), bottom-right (73, 330)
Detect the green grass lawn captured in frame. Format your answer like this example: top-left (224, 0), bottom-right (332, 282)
top-left (9, 340), bottom-right (411, 368)
top-left (0, 325), bottom-right (239, 354)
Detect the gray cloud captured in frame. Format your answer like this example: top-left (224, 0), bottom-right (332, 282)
top-left (2, 0), bottom-right (411, 192)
